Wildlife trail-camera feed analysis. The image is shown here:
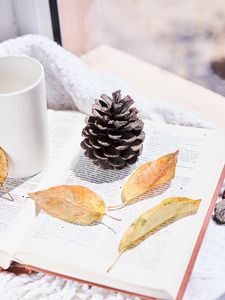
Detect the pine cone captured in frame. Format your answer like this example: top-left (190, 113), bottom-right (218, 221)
top-left (81, 90), bottom-right (145, 170)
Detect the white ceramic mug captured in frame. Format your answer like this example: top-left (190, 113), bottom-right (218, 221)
top-left (0, 56), bottom-right (49, 178)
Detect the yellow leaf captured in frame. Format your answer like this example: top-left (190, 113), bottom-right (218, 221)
top-left (0, 147), bottom-right (14, 201)
top-left (0, 147), bottom-right (8, 185)
top-left (107, 197), bottom-right (201, 272)
top-left (121, 150), bottom-right (179, 204)
top-left (28, 185), bottom-right (106, 225)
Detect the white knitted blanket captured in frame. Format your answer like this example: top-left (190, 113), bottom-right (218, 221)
top-left (0, 35), bottom-right (224, 300)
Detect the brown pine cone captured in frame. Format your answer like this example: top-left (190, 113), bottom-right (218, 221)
top-left (81, 90), bottom-right (145, 170)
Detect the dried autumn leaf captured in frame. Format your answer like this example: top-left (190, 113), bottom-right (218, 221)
top-left (28, 185), bottom-right (106, 225)
top-left (107, 197), bottom-right (201, 272)
top-left (0, 147), bottom-right (8, 185)
top-left (122, 150), bottom-right (179, 205)
top-left (0, 147), bottom-right (14, 201)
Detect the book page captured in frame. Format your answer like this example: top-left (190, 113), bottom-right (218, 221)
top-left (14, 120), bottom-right (224, 298)
top-left (0, 110), bottom-right (85, 268)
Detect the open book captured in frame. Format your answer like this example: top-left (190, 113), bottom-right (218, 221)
top-left (0, 110), bottom-right (224, 300)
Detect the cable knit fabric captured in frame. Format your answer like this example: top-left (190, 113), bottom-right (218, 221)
top-left (0, 35), bottom-right (224, 300)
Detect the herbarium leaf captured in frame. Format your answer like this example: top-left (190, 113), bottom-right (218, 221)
top-left (0, 147), bottom-right (8, 185)
top-left (122, 150), bottom-right (179, 204)
top-left (107, 197), bottom-right (201, 272)
top-left (28, 185), bottom-right (107, 225)
top-left (0, 147), bottom-right (14, 201)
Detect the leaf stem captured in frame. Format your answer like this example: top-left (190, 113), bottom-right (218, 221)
top-left (106, 250), bottom-right (124, 273)
top-left (101, 222), bottom-right (116, 234)
top-left (1, 184), bottom-right (14, 201)
top-left (108, 203), bottom-right (125, 211)
top-left (105, 214), bottom-right (121, 221)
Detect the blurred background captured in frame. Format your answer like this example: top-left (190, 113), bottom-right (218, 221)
top-left (1, 0), bottom-right (225, 96)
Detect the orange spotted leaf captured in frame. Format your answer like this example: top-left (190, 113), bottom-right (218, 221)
top-left (121, 150), bottom-right (179, 204)
top-left (28, 185), bottom-right (106, 224)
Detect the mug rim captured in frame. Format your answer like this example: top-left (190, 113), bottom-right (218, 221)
top-left (0, 55), bottom-right (44, 97)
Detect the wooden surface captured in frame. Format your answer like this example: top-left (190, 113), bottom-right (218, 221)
top-left (82, 45), bottom-right (225, 131)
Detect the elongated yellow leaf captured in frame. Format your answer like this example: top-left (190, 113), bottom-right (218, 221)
top-left (0, 147), bottom-right (8, 185)
top-left (28, 185), bottom-right (106, 224)
top-left (107, 197), bottom-right (201, 272)
top-left (121, 150), bottom-right (179, 204)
